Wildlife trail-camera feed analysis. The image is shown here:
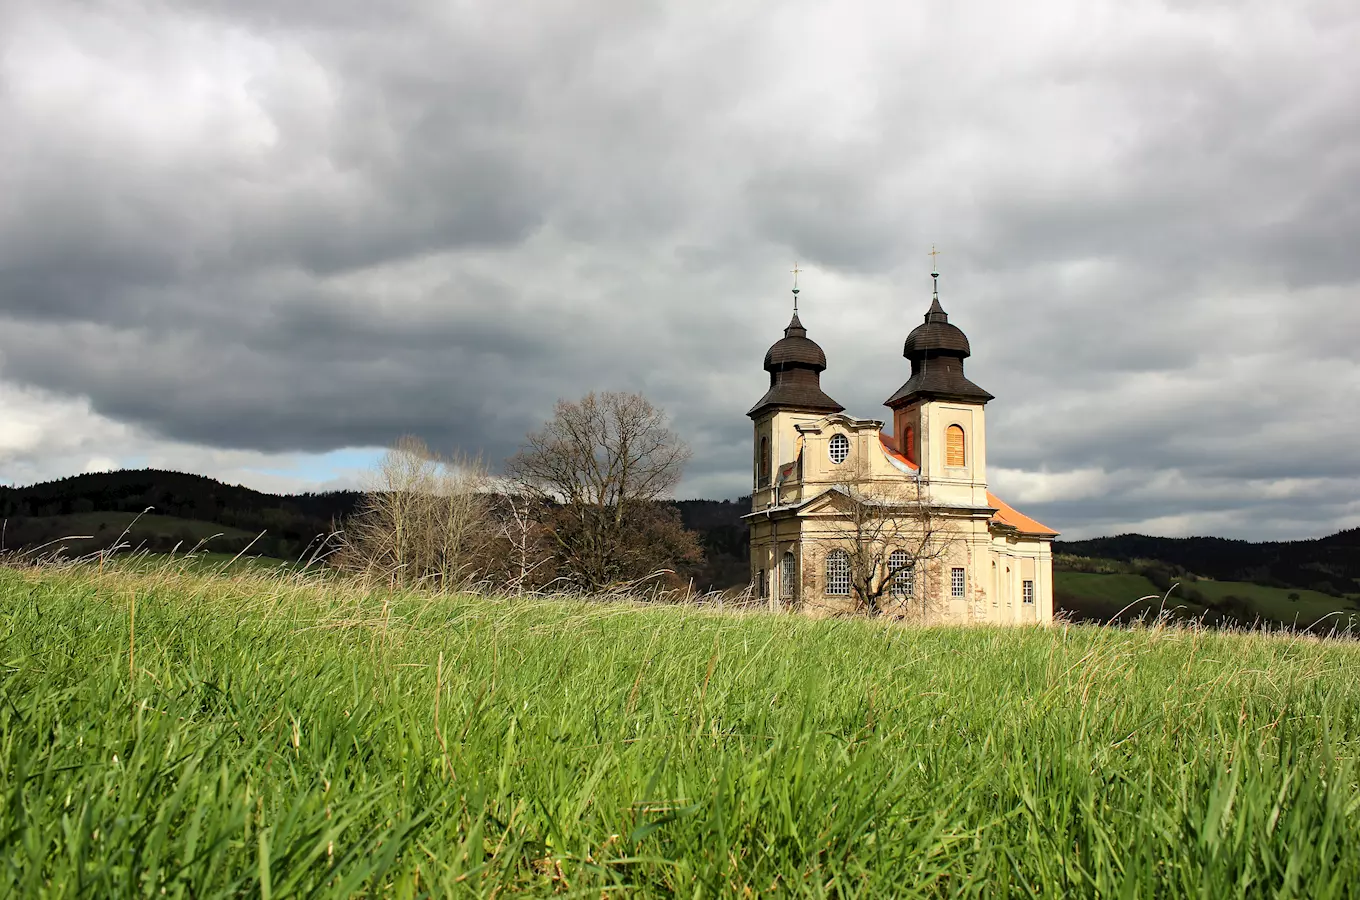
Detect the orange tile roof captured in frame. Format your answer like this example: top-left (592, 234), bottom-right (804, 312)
top-left (986, 491), bottom-right (1059, 536)
top-left (878, 433), bottom-right (918, 470)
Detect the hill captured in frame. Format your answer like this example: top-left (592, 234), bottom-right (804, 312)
top-left (0, 469), bottom-right (359, 560)
top-left (1055, 531), bottom-right (1360, 597)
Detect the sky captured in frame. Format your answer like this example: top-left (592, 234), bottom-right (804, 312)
top-left (1, 0), bottom-right (1358, 541)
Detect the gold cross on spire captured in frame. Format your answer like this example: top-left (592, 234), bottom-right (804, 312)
top-left (791, 262), bottom-right (801, 291)
top-left (928, 244), bottom-right (942, 273)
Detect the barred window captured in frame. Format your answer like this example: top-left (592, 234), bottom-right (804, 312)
top-left (781, 551), bottom-right (797, 599)
top-left (946, 425), bottom-right (965, 467)
top-left (826, 549), bottom-right (851, 596)
top-left (950, 566), bottom-right (966, 598)
top-left (888, 549), bottom-right (914, 597)
top-left (755, 569), bottom-right (765, 598)
top-left (828, 433), bottom-right (850, 465)
top-left (1023, 580), bottom-right (1035, 604)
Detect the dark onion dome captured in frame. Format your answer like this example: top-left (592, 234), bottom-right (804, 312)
top-left (763, 312), bottom-right (827, 369)
top-left (902, 297), bottom-right (971, 356)
top-left (748, 312), bottom-right (845, 418)
top-left (885, 293), bottom-right (994, 407)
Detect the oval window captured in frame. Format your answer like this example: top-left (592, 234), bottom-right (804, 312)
top-left (829, 433), bottom-right (850, 465)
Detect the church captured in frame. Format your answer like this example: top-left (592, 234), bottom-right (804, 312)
top-left (744, 268), bottom-right (1059, 624)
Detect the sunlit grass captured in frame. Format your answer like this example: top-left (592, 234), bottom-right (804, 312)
top-left (3, 561), bottom-right (1359, 897)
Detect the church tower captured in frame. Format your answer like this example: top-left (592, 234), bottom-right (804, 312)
top-left (747, 282), bottom-right (843, 511)
top-left (884, 269), bottom-right (993, 509)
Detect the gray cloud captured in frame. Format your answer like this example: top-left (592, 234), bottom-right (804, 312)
top-left (1, 0), bottom-right (1358, 541)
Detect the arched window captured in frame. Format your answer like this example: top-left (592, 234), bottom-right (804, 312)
top-left (825, 549), bottom-right (851, 596)
top-left (828, 433), bottom-right (850, 465)
top-left (946, 425), bottom-right (966, 467)
top-left (888, 549), bottom-right (914, 597)
top-left (780, 551), bottom-right (796, 599)
top-left (757, 436), bottom-right (771, 487)
top-left (904, 425), bottom-right (916, 465)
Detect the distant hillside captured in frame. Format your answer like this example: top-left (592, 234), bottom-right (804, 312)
top-left (0, 470), bottom-right (359, 560)
top-left (1056, 531), bottom-right (1360, 597)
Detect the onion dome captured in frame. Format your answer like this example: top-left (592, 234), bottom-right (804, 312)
top-left (748, 311), bottom-right (844, 419)
top-left (763, 312), bottom-right (826, 369)
top-left (885, 275), bottom-right (993, 408)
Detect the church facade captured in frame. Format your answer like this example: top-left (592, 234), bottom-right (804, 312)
top-left (744, 274), bottom-right (1058, 624)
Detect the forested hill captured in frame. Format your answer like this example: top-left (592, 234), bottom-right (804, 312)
top-left (1056, 531), bottom-right (1360, 597)
top-left (0, 469), bottom-right (360, 560)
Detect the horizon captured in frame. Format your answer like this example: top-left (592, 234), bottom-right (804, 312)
top-left (3, 465), bottom-right (1356, 548)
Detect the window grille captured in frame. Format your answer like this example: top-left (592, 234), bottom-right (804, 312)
top-left (1023, 580), bottom-right (1035, 604)
top-left (946, 425), bottom-right (965, 467)
top-left (828, 433), bottom-right (850, 465)
top-left (826, 549), bottom-right (851, 596)
top-left (950, 566), bottom-right (966, 598)
top-left (781, 551), bottom-right (796, 599)
top-left (888, 549), bottom-right (914, 597)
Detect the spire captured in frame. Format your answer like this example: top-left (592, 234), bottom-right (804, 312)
top-left (748, 267), bottom-right (844, 418)
top-left (926, 244), bottom-right (946, 321)
top-left (884, 255), bottom-right (993, 408)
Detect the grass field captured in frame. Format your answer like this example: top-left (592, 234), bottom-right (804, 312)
top-left (3, 563), bottom-right (1360, 897)
top-left (1054, 570), bottom-right (1360, 630)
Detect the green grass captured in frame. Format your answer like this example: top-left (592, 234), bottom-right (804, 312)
top-left (1055, 571), bottom-right (1166, 606)
top-left (1186, 579), bottom-right (1360, 627)
top-left (1055, 570), bottom-right (1360, 629)
top-left (3, 563), bottom-right (1360, 897)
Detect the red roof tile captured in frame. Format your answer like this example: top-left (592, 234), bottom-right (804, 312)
top-left (987, 491), bottom-right (1059, 536)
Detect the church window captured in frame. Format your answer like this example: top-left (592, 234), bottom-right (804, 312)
top-left (946, 425), bottom-right (966, 467)
top-left (904, 425), bottom-right (916, 465)
top-left (950, 566), bottom-right (966, 598)
top-left (829, 433), bottom-right (850, 465)
top-left (888, 549), bottom-right (914, 597)
top-left (780, 551), bottom-right (796, 599)
top-left (825, 549), bottom-right (851, 596)
top-left (758, 437), bottom-right (771, 487)
top-left (1023, 580), bottom-right (1035, 604)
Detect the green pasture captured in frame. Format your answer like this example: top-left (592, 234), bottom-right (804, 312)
top-left (1054, 570), bottom-right (1360, 628)
top-left (3, 563), bottom-right (1359, 897)
top-left (3, 512), bottom-right (258, 550)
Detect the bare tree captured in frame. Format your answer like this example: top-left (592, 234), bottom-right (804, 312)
top-left (504, 391), bottom-right (702, 591)
top-left (339, 436), bottom-right (496, 590)
top-left (806, 458), bottom-right (960, 617)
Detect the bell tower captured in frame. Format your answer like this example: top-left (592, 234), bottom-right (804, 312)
top-left (747, 272), bottom-right (843, 510)
top-left (884, 267), bottom-right (993, 508)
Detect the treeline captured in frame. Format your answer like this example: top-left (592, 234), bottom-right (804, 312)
top-left (1056, 531), bottom-right (1360, 597)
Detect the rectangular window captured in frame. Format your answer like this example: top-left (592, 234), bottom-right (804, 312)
top-left (950, 567), bottom-right (965, 598)
top-left (1023, 580), bottom-right (1035, 604)
top-left (826, 550), bottom-right (851, 596)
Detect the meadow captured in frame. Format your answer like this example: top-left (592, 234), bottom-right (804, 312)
top-left (3, 562), bottom-right (1359, 897)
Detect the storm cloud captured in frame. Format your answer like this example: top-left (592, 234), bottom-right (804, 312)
top-left (1, 0), bottom-right (1358, 539)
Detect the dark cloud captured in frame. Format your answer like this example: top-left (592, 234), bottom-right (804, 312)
top-left (1, 0), bottom-right (1358, 540)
